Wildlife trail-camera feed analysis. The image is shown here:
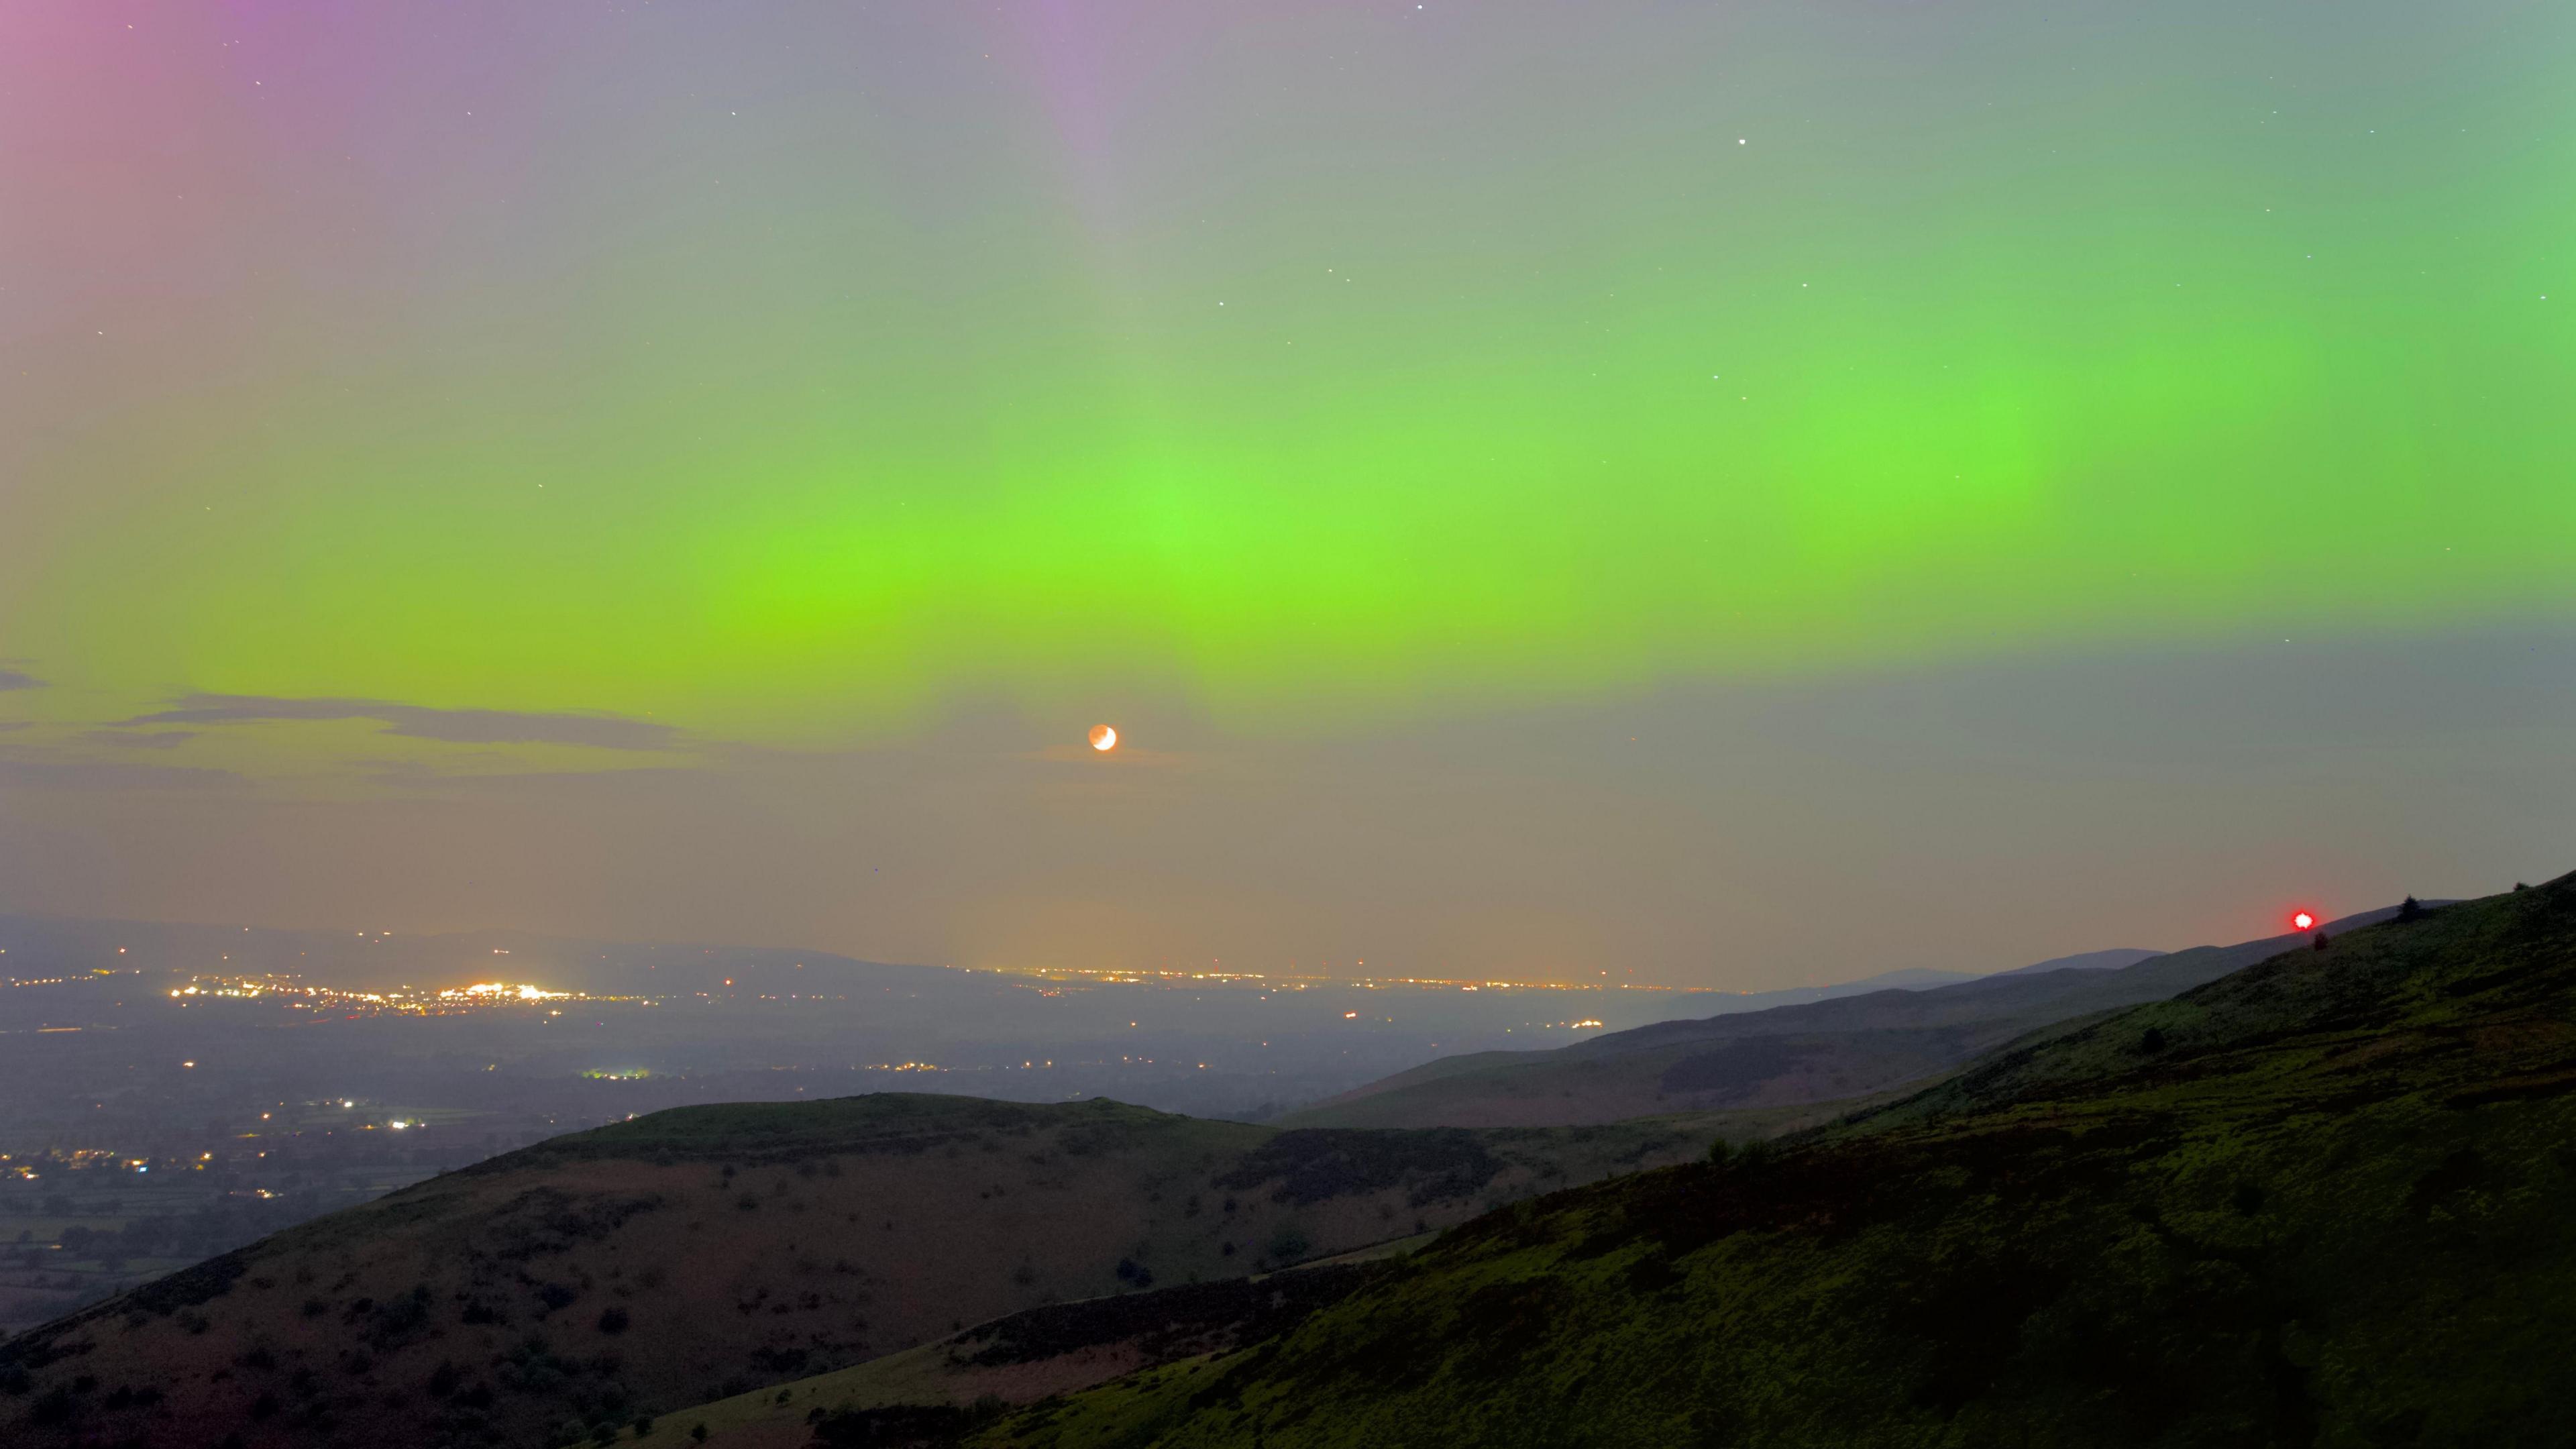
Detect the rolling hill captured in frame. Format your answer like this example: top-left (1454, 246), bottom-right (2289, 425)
top-left (963, 874), bottom-right (2576, 1447)
top-left (1283, 910), bottom-right (2406, 1129)
top-left (0, 1095), bottom-right (1733, 1448)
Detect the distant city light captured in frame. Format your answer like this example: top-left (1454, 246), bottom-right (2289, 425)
top-left (438, 981), bottom-right (567, 1002)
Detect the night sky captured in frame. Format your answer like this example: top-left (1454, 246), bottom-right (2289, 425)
top-left (3, 2), bottom-right (2569, 985)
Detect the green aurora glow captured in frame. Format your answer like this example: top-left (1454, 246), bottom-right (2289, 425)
top-left (4, 1), bottom-right (2571, 752)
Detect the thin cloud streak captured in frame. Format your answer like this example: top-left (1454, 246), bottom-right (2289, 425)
top-left (0, 755), bottom-right (241, 791)
top-left (121, 695), bottom-right (684, 752)
top-left (83, 729), bottom-right (198, 751)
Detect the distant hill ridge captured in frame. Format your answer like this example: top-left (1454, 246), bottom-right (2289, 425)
top-left (1990, 946), bottom-right (2165, 976)
top-left (1284, 906), bottom-right (2414, 1129)
top-left (0, 912), bottom-right (938, 998)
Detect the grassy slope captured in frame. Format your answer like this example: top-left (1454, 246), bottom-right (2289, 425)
top-left (0, 1096), bottom-right (1739, 1449)
top-left (977, 877), bottom-right (2576, 1448)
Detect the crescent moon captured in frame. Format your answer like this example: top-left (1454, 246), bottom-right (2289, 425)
top-left (1089, 724), bottom-right (1118, 752)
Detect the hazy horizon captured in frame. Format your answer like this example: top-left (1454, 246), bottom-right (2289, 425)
top-left (5, 627), bottom-right (2565, 991)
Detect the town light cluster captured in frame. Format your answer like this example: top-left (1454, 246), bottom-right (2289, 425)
top-left (437, 982), bottom-right (570, 1002)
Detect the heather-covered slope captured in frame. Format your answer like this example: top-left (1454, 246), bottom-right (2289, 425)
top-left (975, 876), bottom-right (2576, 1448)
top-left (1283, 910), bottom-right (2404, 1130)
top-left (0, 1096), bottom-right (1723, 1448)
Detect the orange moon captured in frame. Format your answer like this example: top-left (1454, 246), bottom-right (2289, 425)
top-left (1089, 724), bottom-right (1118, 752)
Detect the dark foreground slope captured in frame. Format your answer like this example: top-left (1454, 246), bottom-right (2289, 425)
top-left (976, 876), bottom-right (2576, 1449)
top-left (0, 1096), bottom-right (1724, 1449)
top-left (645, 1252), bottom-right (1410, 1449)
top-left (1286, 910), bottom-right (2403, 1129)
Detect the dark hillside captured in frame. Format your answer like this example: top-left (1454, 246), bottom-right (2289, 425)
top-left (639, 1255), bottom-right (1404, 1449)
top-left (974, 875), bottom-right (2576, 1448)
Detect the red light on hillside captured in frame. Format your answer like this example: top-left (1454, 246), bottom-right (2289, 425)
top-left (2291, 910), bottom-right (2316, 932)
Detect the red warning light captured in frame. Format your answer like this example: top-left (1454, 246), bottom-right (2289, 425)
top-left (2291, 910), bottom-right (2316, 932)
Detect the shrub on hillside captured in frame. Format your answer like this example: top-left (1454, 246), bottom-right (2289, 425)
top-left (1216, 1128), bottom-right (1501, 1208)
